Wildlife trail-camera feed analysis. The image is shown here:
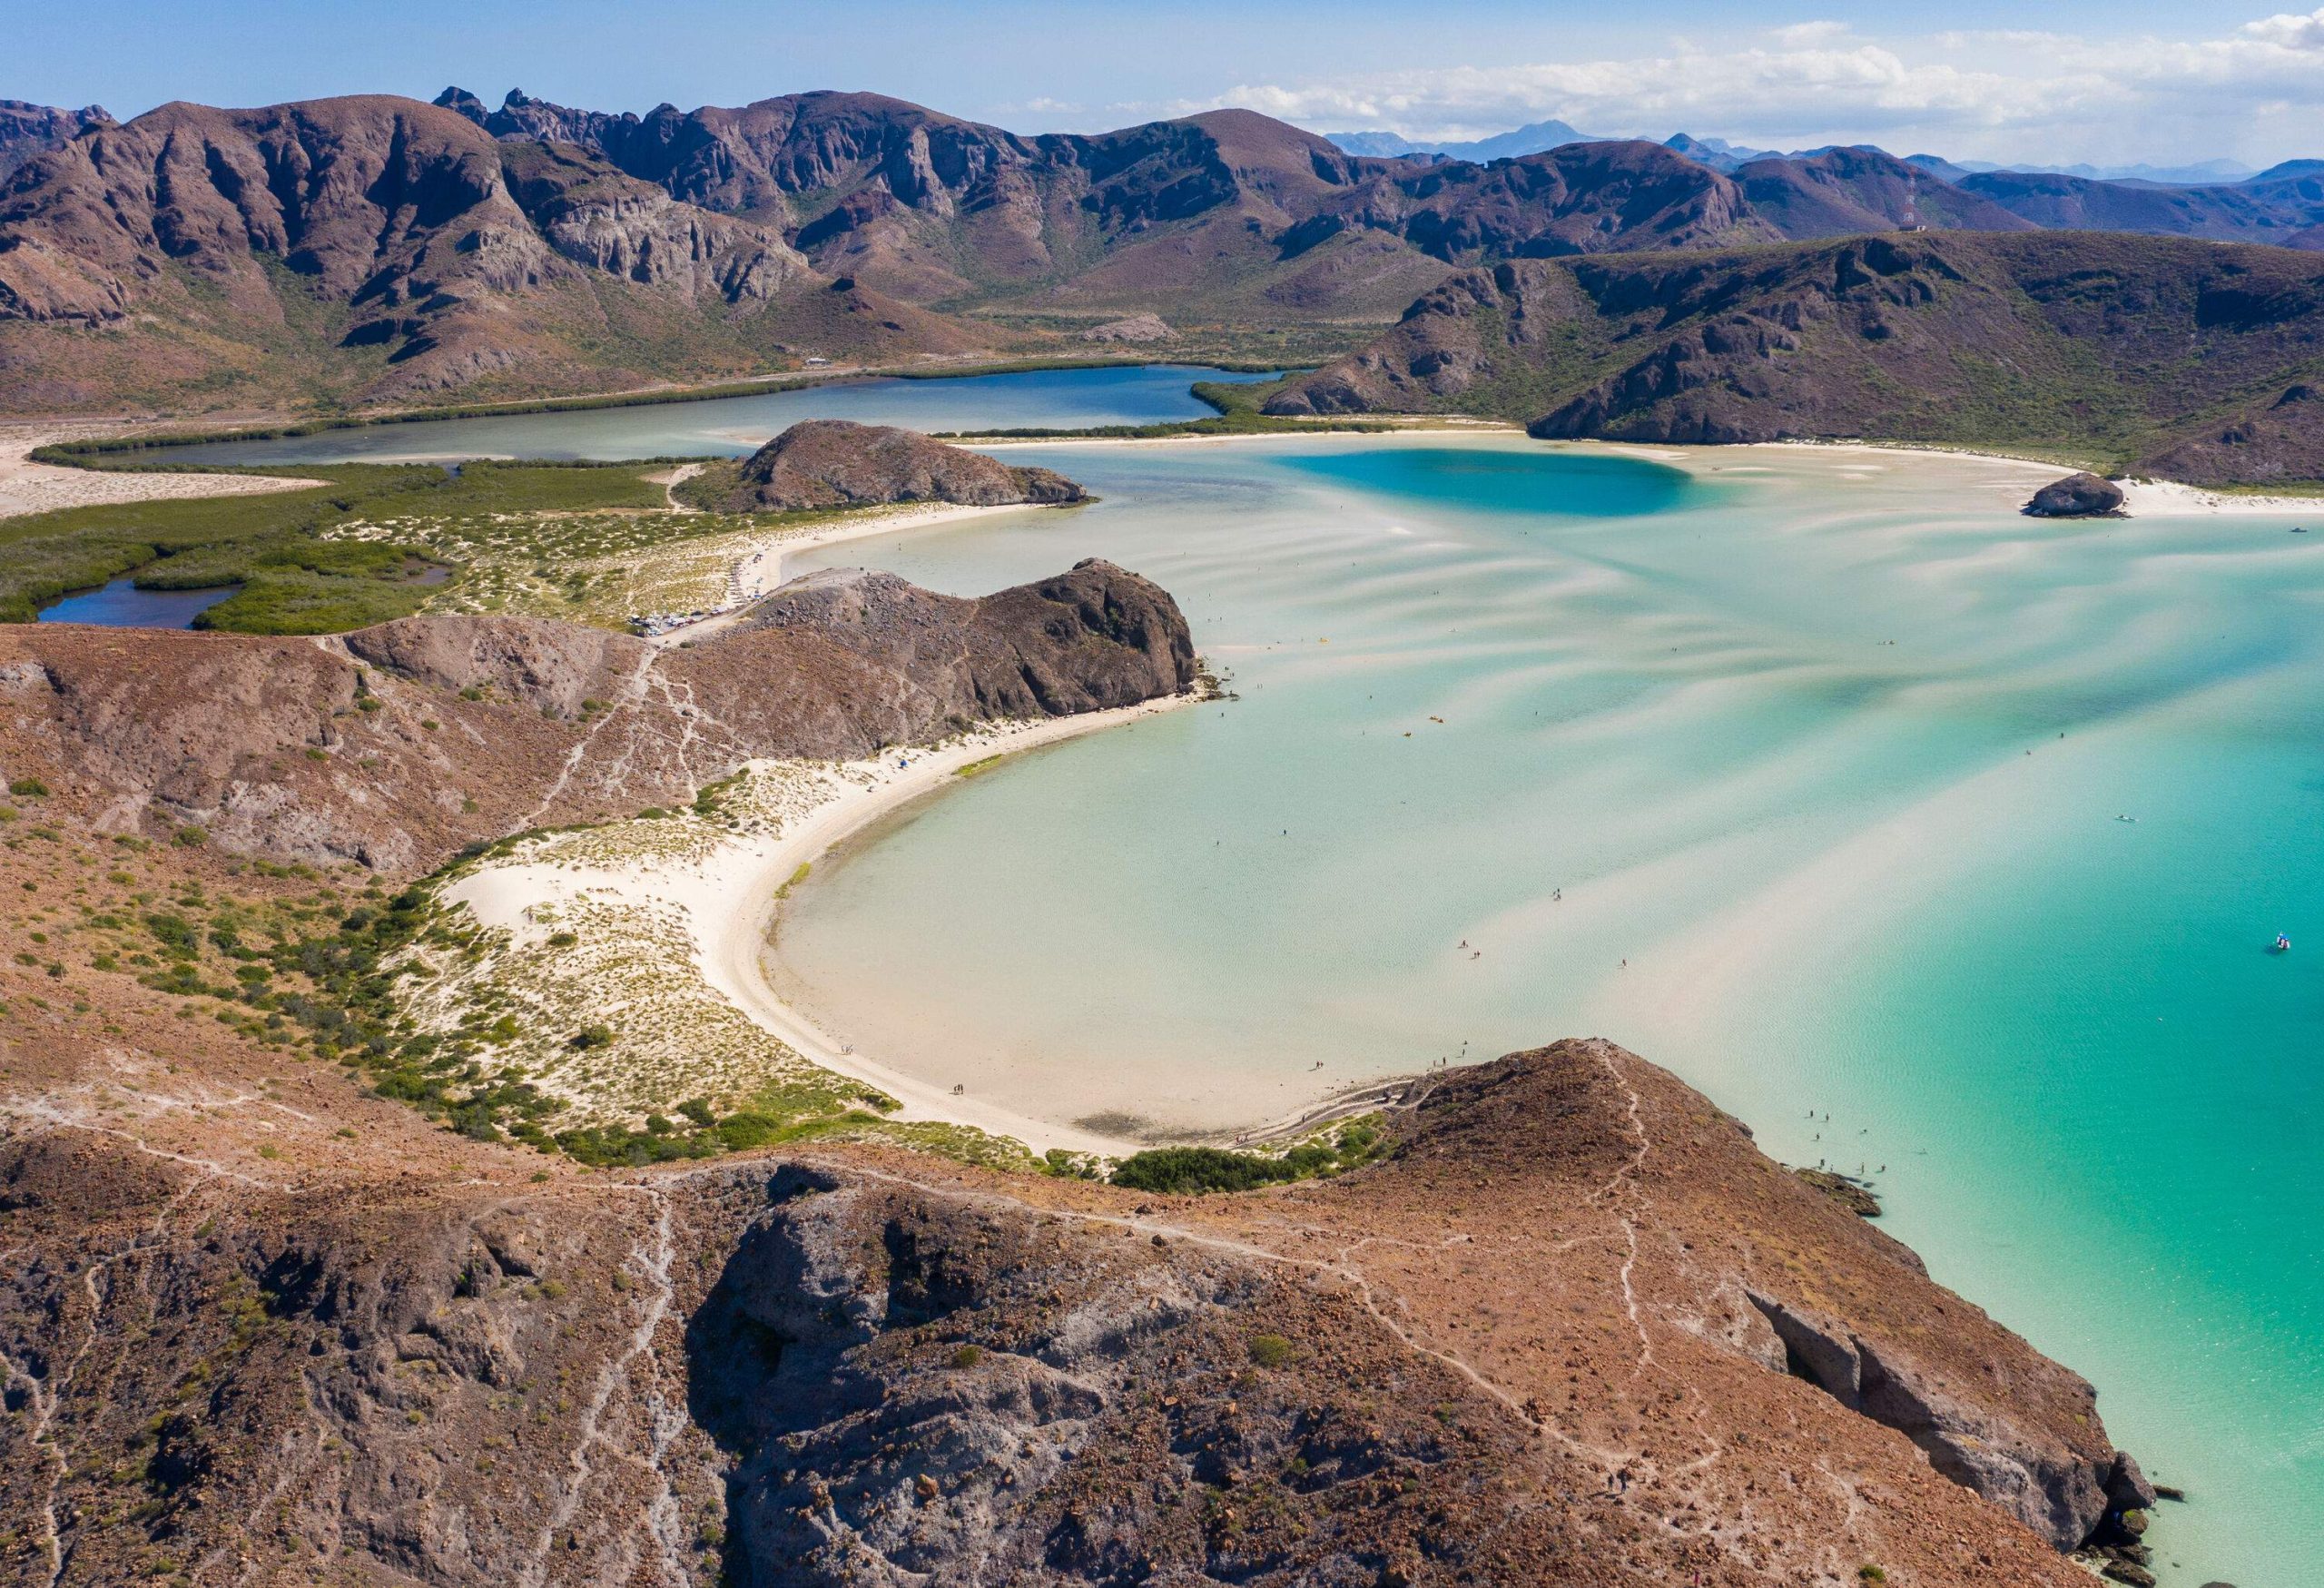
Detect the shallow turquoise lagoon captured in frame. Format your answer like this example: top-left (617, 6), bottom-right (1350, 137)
top-left (773, 437), bottom-right (2323, 1588)
top-left (160, 364), bottom-right (1276, 466)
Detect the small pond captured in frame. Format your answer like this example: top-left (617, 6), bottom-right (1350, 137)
top-left (36, 577), bottom-right (241, 628)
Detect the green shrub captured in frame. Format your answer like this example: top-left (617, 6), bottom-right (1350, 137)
top-left (7, 777), bottom-right (47, 798)
top-left (950, 1344), bottom-right (983, 1369)
top-left (1247, 1334), bottom-right (1296, 1369)
top-left (1109, 1147), bottom-right (1304, 1195)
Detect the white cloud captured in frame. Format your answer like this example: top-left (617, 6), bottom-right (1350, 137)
top-left (1176, 13), bottom-right (2324, 165)
top-left (1769, 21), bottom-right (1851, 46)
top-left (2239, 8), bottom-right (2324, 48)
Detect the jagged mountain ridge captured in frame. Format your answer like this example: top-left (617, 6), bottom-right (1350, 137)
top-left (433, 87), bottom-right (1785, 319)
top-left (0, 99), bottom-right (111, 177)
top-left (0, 94), bottom-right (999, 411)
top-left (7, 84), bottom-right (2324, 416)
top-left (1263, 231), bottom-right (2324, 483)
top-left (1959, 167), bottom-right (2324, 245)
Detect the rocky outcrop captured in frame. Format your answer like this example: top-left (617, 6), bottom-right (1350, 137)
top-left (0, 1040), bottom-right (2142, 1587)
top-left (498, 139), bottom-right (811, 303)
top-left (1744, 1290), bottom-right (2132, 1549)
top-left (2024, 472), bottom-right (2127, 517)
top-left (1080, 312), bottom-right (1174, 343)
top-left (715, 419), bottom-right (1088, 511)
top-left (0, 99), bottom-right (109, 176)
top-left (0, 559), bottom-right (1190, 870)
top-left (340, 612), bottom-right (649, 718)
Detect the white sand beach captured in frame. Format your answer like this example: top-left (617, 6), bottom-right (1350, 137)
top-left (445, 696), bottom-right (1195, 1158)
top-left (0, 426), bottom-right (317, 520)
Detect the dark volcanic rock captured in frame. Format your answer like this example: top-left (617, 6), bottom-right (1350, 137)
top-left (2024, 472), bottom-right (2127, 518)
top-left (718, 419), bottom-right (1088, 511)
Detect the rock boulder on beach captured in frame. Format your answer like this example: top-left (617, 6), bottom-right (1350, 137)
top-left (2024, 471), bottom-right (2127, 517)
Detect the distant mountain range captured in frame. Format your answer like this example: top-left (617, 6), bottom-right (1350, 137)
top-left (1324, 123), bottom-right (2268, 187)
top-left (2, 84), bottom-right (2321, 434)
top-left (1324, 119), bottom-right (1600, 163)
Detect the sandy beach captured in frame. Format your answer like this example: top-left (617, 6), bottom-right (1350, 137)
top-left (0, 426), bottom-right (318, 520)
top-left (445, 696), bottom-right (1195, 1157)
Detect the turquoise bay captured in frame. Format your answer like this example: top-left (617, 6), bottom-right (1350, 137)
top-left (772, 435), bottom-right (2324, 1588)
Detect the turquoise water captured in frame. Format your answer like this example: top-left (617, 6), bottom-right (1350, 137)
top-left (769, 437), bottom-right (2323, 1587)
top-left (161, 365), bottom-right (1277, 466)
top-left (36, 577), bottom-right (239, 626)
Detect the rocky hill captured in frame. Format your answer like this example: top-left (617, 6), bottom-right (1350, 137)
top-left (0, 557), bottom-right (1192, 871)
top-left (0, 1015), bottom-right (2157, 1586)
top-left (0, 95), bottom-right (1000, 413)
top-left (1732, 146), bottom-right (2035, 238)
top-left (1263, 231), bottom-right (2324, 483)
top-left (710, 419), bottom-right (1088, 511)
top-left (1961, 167), bottom-right (2324, 245)
top-left (8, 84), bottom-right (2322, 435)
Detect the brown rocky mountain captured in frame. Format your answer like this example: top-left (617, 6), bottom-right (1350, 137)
top-left (434, 90), bottom-right (1787, 322)
top-left (1265, 231), bottom-right (2324, 482)
top-left (0, 95), bottom-right (1001, 413)
top-left (712, 419), bottom-right (1088, 511)
top-left (1961, 167), bottom-right (2324, 247)
top-left (1732, 146), bottom-right (2036, 238)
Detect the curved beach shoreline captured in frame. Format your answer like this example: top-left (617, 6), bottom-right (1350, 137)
top-left (447, 696), bottom-right (1196, 1158)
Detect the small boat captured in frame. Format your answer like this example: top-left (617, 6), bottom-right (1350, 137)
top-left (2272, 934), bottom-right (2291, 953)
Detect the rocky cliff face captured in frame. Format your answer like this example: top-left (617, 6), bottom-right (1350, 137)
top-left (0, 557), bottom-right (1192, 871)
top-left (497, 140), bottom-right (812, 304)
top-left (716, 419), bottom-right (1088, 511)
top-left (0, 95), bottom-right (1000, 409)
top-left (432, 91), bottom-right (1787, 320)
top-left (0, 1039), bottom-right (2147, 1586)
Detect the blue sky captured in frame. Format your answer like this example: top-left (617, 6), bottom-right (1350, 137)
top-left (11, 1), bottom-right (2323, 165)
